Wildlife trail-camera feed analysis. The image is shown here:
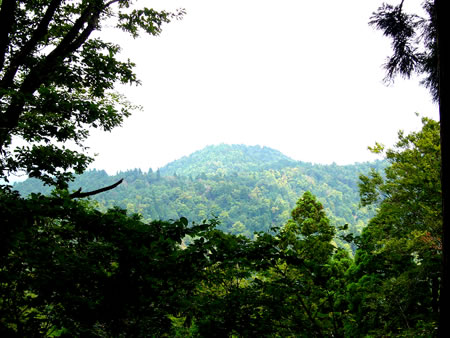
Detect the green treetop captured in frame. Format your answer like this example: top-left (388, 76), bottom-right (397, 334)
top-left (281, 191), bottom-right (336, 263)
top-left (348, 117), bottom-right (441, 335)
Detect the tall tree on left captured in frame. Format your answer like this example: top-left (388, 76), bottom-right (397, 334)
top-left (0, 0), bottom-right (183, 187)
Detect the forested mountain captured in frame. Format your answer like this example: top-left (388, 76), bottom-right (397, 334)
top-left (159, 144), bottom-right (297, 176)
top-left (4, 119), bottom-right (440, 336)
top-left (14, 144), bottom-right (385, 248)
top-left (1, 0), bottom-right (444, 335)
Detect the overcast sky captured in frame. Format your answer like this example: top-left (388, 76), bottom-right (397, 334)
top-left (86, 0), bottom-right (439, 174)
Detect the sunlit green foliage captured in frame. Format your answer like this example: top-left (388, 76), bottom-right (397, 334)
top-left (2, 117), bottom-right (441, 336)
top-left (172, 192), bottom-right (349, 337)
top-left (348, 117), bottom-right (441, 335)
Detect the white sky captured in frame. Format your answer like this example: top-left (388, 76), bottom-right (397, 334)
top-left (86, 0), bottom-right (439, 174)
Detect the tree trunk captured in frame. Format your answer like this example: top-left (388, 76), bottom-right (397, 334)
top-left (435, 0), bottom-right (449, 335)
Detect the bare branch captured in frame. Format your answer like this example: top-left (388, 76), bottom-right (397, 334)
top-left (70, 178), bottom-right (123, 198)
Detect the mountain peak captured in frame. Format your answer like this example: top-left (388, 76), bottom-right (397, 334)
top-left (159, 144), bottom-right (297, 177)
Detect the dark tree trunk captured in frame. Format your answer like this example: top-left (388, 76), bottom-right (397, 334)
top-left (435, 0), bottom-right (449, 335)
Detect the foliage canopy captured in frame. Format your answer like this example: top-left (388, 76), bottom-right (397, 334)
top-left (370, 0), bottom-right (438, 99)
top-left (0, 0), bottom-right (183, 187)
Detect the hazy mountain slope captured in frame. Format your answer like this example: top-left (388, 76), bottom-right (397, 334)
top-left (13, 144), bottom-right (386, 250)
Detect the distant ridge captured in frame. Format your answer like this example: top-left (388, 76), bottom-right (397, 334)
top-left (12, 143), bottom-right (387, 244)
top-left (159, 144), bottom-right (298, 177)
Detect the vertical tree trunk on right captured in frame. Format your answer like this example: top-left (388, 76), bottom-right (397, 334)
top-left (435, 0), bottom-right (449, 335)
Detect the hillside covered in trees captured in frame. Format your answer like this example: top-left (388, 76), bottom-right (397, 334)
top-left (14, 144), bottom-right (385, 247)
top-left (1, 0), bottom-right (446, 336)
top-left (3, 118), bottom-right (442, 336)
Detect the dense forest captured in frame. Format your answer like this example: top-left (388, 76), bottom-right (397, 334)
top-left (14, 144), bottom-right (385, 251)
top-left (5, 119), bottom-right (441, 336)
top-left (1, 0), bottom-right (446, 336)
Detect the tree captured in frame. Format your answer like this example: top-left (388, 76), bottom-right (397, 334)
top-left (281, 191), bottom-right (335, 263)
top-left (0, 0), bottom-right (183, 187)
top-left (260, 192), bottom-right (342, 336)
top-left (0, 190), bottom-right (217, 335)
top-left (370, 1), bottom-right (449, 332)
top-left (349, 118), bottom-right (441, 335)
top-left (0, 1), bottom-right (196, 335)
top-left (369, 1), bottom-right (437, 99)
top-left (435, 1), bottom-right (450, 333)
top-left (14, 156), bottom-right (380, 239)
top-left (171, 192), bottom-right (347, 337)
